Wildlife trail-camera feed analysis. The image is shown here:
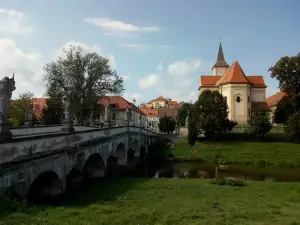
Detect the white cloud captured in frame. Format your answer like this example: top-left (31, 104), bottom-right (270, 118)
top-left (118, 43), bottom-right (150, 49)
top-left (156, 62), bottom-right (163, 72)
top-left (168, 59), bottom-right (201, 77)
top-left (84, 17), bottom-right (160, 36)
top-left (0, 8), bottom-right (35, 35)
top-left (123, 91), bottom-right (144, 105)
top-left (0, 37), bottom-right (44, 98)
top-left (122, 75), bottom-right (130, 81)
top-left (138, 74), bottom-right (163, 90)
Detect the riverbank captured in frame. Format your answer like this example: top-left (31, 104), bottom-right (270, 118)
top-left (1, 178), bottom-right (300, 224)
top-left (172, 139), bottom-right (300, 167)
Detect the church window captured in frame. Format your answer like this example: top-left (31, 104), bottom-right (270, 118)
top-left (236, 96), bottom-right (241, 103)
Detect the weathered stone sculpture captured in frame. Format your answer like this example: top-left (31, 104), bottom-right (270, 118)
top-left (89, 112), bottom-right (94, 126)
top-left (0, 74), bottom-right (16, 141)
top-left (24, 103), bottom-right (33, 127)
top-left (104, 98), bottom-right (110, 127)
top-left (185, 110), bottom-right (190, 127)
top-left (61, 95), bottom-right (74, 132)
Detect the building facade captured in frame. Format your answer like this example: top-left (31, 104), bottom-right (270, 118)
top-left (144, 96), bottom-right (181, 109)
top-left (199, 42), bottom-right (269, 123)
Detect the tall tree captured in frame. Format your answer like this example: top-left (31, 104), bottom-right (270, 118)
top-left (249, 109), bottom-right (272, 139)
top-left (178, 102), bottom-right (193, 126)
top-left (159, 115), bottom-right (177, 134)
top-left (268, 53), bottom-right (300, 96)
top-left (43, 45), bottom-right (124, 116)
top-left (193, 90), bottom-right (236, 140)
top-left (10, 92), bottom-right (35, 127)
top-left (187, 109), bottom-right (197, 147)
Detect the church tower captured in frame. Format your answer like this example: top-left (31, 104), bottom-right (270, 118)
top-left (211, 39), bottom-right (230, 76)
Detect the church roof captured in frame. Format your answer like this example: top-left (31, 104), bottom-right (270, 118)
top-left (266, 92), bottom-right (287, 107)
top-left (200, 61), bottom-right (267, 88)
top-left (216, 61), bottom-right (250, 85)
top-left (212, 42), bottom-right (230, 68)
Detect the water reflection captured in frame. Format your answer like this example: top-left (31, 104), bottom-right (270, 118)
top-left (154, 162), bottom-right (300, 182)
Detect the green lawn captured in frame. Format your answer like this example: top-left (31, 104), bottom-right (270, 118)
top-left (172, 140), bottom-right (300, 167)
top-left (1, 178), bottom-right (300, 225)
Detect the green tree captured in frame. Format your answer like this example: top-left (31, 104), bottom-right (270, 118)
top-left (43, 45), bottom-right (124, 117)
top-left (187, 109), bottom-right (197, 147)
top-left (273, 96), bottom-right (294, 124)
top-left (41, 99), bottom-right (63, 125)
top-left (194, 90), bottom-right (235, 140)
top-left (285, 112), bottom-right (300, 143)
top-left (10, 92), bottom-right (35, 127)
top-left (178, 102), bottom-right (193, 126)
top-left (269, 53), bottom-right (300, 96)
top-left (249, 109), bottom-right (272, 138)
top-left (159, 116), bottom-right (177, 134)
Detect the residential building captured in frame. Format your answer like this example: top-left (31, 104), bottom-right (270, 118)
top-left (97, 96), bottom-right (147, 126)
top-left (199, 41), bottom-right (269, 123)
top-left (266, 92), bottom-right (288, 123)
top-left (144, 96), bottom-right (181, 109)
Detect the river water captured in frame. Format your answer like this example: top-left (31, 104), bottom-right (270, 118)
top-left (153, 161), bottom-right (300, 182)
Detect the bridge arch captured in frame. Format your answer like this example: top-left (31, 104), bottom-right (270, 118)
top-left (114, 142), bottom-right (126, 158)
top-left (26, 171), bottom-right (63, 204)
top-left (107, 156), bottom-right (119, 176)
top-left (82, 153), bottom-right (106, 179)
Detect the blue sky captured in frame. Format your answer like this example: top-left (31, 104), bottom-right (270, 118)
top-left (0, 0), bottom-right (299, 104)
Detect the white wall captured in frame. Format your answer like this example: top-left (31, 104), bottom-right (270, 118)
top-left (212, 67), bottom-right (228, 76)
top-left (251, 88), bottom-right (266, 102)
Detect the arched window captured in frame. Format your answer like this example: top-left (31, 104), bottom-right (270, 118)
top-left (236, 96), bottom-right (241, 103)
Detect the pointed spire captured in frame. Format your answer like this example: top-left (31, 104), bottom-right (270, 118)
top-left (212, 39), bottom-right (229, 68)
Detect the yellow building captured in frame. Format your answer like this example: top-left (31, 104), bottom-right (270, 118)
top-left (199, 42), bottom-right (269, 123)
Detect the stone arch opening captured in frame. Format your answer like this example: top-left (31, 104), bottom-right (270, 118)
top-left (107, 156), bottom-right (119, 176)
top-left (140, 145), bottom-right (147, 161)
top-left (26, 171), bottom-right (63, 204)
top-left (82, 153), bottom-right (106, 179)
top-left (115, 142), bottom-right (126, 158)
top-left (127, 148), bottom-right (135, 163)
top-left (67, 168), bottom-right (83, 190)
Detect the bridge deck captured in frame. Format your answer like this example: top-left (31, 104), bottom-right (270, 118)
top-left (11, 126), bottom-right (100, 138)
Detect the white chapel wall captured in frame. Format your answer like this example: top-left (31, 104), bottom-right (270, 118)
top-left (212, 67), bottom-right (227, 76)
top-left (251, 88), bottom-right (266, 102)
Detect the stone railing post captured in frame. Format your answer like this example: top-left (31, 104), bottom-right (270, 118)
top-left (0, 75), bottom-right (16, 142)
top-left (61, 95), bottom-right (74, 133)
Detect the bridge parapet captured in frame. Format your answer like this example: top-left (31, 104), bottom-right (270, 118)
top-left (0, 125), bottom-right (160, 166)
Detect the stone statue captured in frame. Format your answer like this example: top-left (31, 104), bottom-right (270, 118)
top-left (0, 75), bottom-right (16, 123)
top-left (124, 108), bottom-right (129, 120)
top-left (73, 113), bottom-right (78, 125)
top-left (24, 103), bottom-right (33, 127)
top-left (104, 101), bottom-right (110, 121)
top-left (62, 95), bottom-right (71, 121)
top-left (89, 112), bottom-right (94, 126)
top-left (185, 110), bottom-right (190, 127)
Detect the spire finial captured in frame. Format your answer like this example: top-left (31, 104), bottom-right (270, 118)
top-left (220, 36), bottom-right (222, 43)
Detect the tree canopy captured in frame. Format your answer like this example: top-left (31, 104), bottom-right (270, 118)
top-left (178, 102), bottom-right (193, 126)
top-left (158, 115), bottom-right (177, 134)
top-left (43, 45), bottom-right (124, 103)
top-left (268, 53), bottom-right (300, 96)
top-left (187, 108), bottom-right (197, 147)
top-left (249, 109), bottom-right (272, 138)
top-left (10, 92), bottom-right (36, 127)
top-left (193, 90), bottom-right (236, 140)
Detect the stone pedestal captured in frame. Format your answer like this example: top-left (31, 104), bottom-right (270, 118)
top-left (24, 120), bottom-right (33, 128)
top-left (61, 120), bottom-right (74, 133)
top-left (0, 122), bottom-right (13, 142)
top-left (103, 120), bottom-right (110, 128)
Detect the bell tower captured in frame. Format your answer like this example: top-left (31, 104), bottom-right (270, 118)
top-left (212, 37), bottom-right (230, 76)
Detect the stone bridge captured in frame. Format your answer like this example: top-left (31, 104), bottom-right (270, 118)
top-left (0, 125), bottom-right (162, 199)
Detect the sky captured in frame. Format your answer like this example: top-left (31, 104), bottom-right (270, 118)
top-left (0, 0), bottom-right (299, 104)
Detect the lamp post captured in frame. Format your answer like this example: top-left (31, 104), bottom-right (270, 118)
top-left (133, 98), bottom-right (136, 126)
top-left (80, 97), bottom-right (84, 125)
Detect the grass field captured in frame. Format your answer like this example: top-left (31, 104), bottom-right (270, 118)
top-left (172, 140), bottom-right (300, 167)
top-left (1, 178), bottom-right (300, 225)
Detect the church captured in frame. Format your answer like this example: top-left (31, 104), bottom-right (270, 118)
top-left (199, 41), bottom-right (269, 124)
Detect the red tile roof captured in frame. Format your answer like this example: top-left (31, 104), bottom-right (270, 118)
top-left (97, 96), bottom-right (134, 110)
top-left (200, 61), bottom-right (267, 88)
top-left (32, 97), bottom-right (47, 118)
top-left (145, 96), bottom-right (181, 107)
top-left (200, 76), bottom-right (222, 86)
top-left (266, 92), bottom-right (287, 107)
top-left (139, 108), bottom-right (158, 117)
top-left (216, 61), bottom-right (250, 85)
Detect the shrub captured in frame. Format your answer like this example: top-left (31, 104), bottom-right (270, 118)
top-left (211, 178), bottom-right (246, 187)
